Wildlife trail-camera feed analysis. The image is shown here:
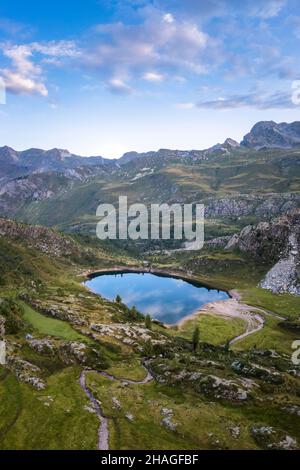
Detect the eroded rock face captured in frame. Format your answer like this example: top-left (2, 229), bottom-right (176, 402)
top-left (204, 194), bottom-right (300, 219)
top-left (261, 233), bottom-right (300, 295)
top-left (225, 210), bottom-right (300, 295)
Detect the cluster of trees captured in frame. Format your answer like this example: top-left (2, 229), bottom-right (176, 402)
top-left (115, 295), bottom-right (144, 322)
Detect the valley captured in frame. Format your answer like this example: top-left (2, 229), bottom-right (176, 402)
top-left (0, 121), bottom-right (300, 450)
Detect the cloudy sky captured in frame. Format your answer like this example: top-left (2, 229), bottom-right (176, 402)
top-left (0, 0), bottom-right (300, 157)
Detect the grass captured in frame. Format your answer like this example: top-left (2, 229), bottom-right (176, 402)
top-left (241, 287), bottom-right (300, 320)
top-left (0, 366), bottom-right (99, 450)
top-left (1, 214), bottom-right (300, 450)
top-left (106, 357), bottom-right (149, 381)
top-left (85, 371), bottom-right (263, 450)
top-left (231, 316), bottom-right (299, 355)
top-left (20, 301), bottom-right (90, 342)
top-left (170, 314), bottom-right (247, 346)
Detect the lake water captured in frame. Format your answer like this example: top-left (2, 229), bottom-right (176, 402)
top-left (85, 272), bottom-right (229, 324)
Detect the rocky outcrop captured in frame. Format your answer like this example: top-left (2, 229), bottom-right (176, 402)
top-left (204, 193), bottom-right (300, 220)
top-left (231, 360), bottom-right (283, 384)
top-left (0, 218), bottom-right (87, 259)
top-left (6, 354), bottom-right (46, 390)
top-left (260, 233), bottom-right (300, 295)
top-left (225, 210), bottom-right (300, 295)
top-left (251, 425), bottom-right (298, 450)
top-left (226, 210), bottom-right (300, 260)
top-left (241, 121), bottom-right (300, 149)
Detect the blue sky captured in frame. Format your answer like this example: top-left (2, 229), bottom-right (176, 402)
top-left (0, 0), bottom-right (300, 157)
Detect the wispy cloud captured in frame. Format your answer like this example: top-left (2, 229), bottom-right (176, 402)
top-left (196, 90), bottom-right (299, 110)
top-left (175, 102), bottom-right (195, 109)
top-left (0, 0), bottom-right (298, 104)
top-left (143, 71), bottom-right (165, 82)
top-left (84, 8), bottom-right (209, 79)
top-left (107, 77), bottom-right (134, 94)
top-left (0, 41), bottom-right (80, 96)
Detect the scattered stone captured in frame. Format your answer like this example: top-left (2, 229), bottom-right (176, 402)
top-left (160, 408), bottom-right (177, 431)
top-left (229, 426), bottom-right (240, 439)
top-left (251, 425), bottom-right (298, 450)
top-left (282, 405), bottom-right (300, 417)
top-left (125, 412), bottom-right (134, 422)
top-left (112, 396), bottom-right (121, 410)
top-left (231, 360), bottom-right (283, 384)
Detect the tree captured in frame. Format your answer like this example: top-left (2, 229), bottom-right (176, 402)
top-left (145, 314), bottom-right (152, 330)
top-left (143, 339), bottom-right (154, 357)
top-left (115, 294), bottom-right (122, 303)
top-left (192, 325), bottom-right (200, 352)
top-left (130, 306), bottom-right (138, 319)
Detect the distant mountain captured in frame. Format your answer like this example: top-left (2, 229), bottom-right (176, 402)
top-left (0, 146), bottom-right (114, 179)
top-left (119, 139), bottom-right (241, 165)
top-left (119, 148), bottom-right (204, 165)
top-left (241, 121), bottom-right (300, 149)
top-left (2, 121), bottom-right (300, 178)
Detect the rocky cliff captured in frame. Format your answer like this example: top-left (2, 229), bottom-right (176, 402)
top-left (241, 121), bottom-right (300, 149)
top-left (225, 210), bottom-right (300, 295)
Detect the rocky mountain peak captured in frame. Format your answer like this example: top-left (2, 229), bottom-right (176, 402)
top-left (241, 121), bottom-right (300, 149)
top-left (224, 138), bottom-right (240, 147)
top-left (0, 146), bottom-right (19, 162)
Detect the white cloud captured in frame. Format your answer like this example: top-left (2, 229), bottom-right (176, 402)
top-left (31, 40), bottom-right (80, 57)
top-left (107, 77), bottom-right (134, 94)
top-left (163, 13), bottom-right (174, 23)
top-left (0, 40), bottom-right (80, 97)
top-left (86, 8), bottom-right (210, 87)
top-left (0, 44), bottom-right (47, 96)
top-left (1, 70), bottom-right (48, 96)
top-left (143, 71), bottom-right (164, 82)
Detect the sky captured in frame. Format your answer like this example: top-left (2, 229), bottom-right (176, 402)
top-left (0, 0), bottom-right (300, 158)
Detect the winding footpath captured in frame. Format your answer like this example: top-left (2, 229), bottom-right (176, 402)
top-left (79, 364), bottom-right (153, 450)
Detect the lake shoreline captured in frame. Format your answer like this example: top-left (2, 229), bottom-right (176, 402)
top-left (82, 265), bottom-right (233, 326)
top-left (82, 265), bottom-right (233, 296)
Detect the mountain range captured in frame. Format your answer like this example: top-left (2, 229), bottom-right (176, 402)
top-left (1, 121), bottom-right (300, 180)
top-left (0, 120), bottom-right (299, 244)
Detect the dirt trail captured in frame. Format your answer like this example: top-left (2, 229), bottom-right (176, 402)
top-left (79, 364), bottom-right (153, 450)
top-left (177, 298), bottom-right (265, 345)
top-left (80, 370), bottom-right (109, 450)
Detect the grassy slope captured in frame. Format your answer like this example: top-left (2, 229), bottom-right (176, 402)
top-left (0, 222), bottom-right (300, 450)
top-left (171, 314), bottom-right (247, 346)
top-left (20, 302), bottom-right (90, 342)
top-left (0, 367), bottom-right (99, 450)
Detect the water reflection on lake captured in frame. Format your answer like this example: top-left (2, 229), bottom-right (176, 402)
top-left (85, 272), bottom-right (229, 324)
